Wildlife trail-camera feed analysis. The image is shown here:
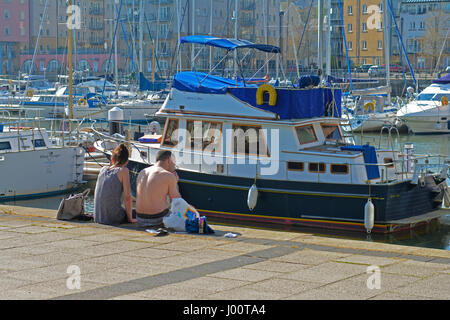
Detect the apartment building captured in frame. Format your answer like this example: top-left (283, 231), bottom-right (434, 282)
top-left (0, 0), bottom-right (29, 75)
top-left (400, 0), bottom-right (450, 70)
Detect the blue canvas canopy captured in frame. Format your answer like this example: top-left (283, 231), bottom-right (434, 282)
top-left (340, 145), bottom-right (380, 180)
top-left (180, 35), bottom-right (281, 53)
top-left (172, 71), bottom-right (255, 94)
top-left (432, 73), bottom-right (450, 84)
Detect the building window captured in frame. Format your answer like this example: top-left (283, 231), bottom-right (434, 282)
top-left (348, 23), bottom-right (352, 32)
top-left (362, 41), bottom-right (367, 50)
top-left (331, 164), bottom-right (349, 174)
top-left (309, 163), bottom-right (326, 173)
top-left (377, 40), bottom-right (382, 49)
top-left (162, 119), bottom-right (179, 147)
top-left (348, 5), bottom-right (353, 15)
top-left (295, 125), bottom-right (318, 145)
top-left (362, 22), bottom-right (367, 32)
top-left (5, 27), bottom-right (10, 36)
top-left (348, 41), bottom-right (353, 50)
top-left (362, 4), bottom-right (368, 14)
top-left (5, 10), bottom-right (10, 19)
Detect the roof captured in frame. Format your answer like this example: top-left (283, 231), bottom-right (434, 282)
top-left (180, 35), bottom-right (281, 53)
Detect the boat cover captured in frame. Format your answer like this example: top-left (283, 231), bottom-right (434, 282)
top-left (139, 72), bottom-right (167, 91)
top-left (173, 72), bottom-right (255, 94)
top-left (432, 73), bottom-right (450, 84)
top-left (340, 145), bottom-right (380, 180)
top-left (228, 87), bottom-right (342, 120)
top-left (181, 35), bottom-right (281, 53)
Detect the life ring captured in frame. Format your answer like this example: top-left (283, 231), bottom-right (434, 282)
top-left (78, 98), bottom-right (87, 106)
top-left (364, 101), bottom-right (375, 112)
top-left (26, 89), bottom-right (34, 97)
top-left (441, 96), bottom-right (448, 106)
top-left (256, 84), bottom-right (277, 106)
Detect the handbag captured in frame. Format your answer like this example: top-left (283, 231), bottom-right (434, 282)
top-left (57, 188), bottom-right (91, 221)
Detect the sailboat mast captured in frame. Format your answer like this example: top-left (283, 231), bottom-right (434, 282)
top-left (68, 0), bottom-right (74, 123)
top-left (234, 0), bottom-right (238, 76)
top-left (114, 0), bottom-right (119, 97)
top-left (139, 0), bottom-right (144, 75)
top-left (318, 0), bottom-right (324, 79)
top-left (325, 0), bottom-right (331, 77)
top-left (383, 0), bottom-right (391, 104)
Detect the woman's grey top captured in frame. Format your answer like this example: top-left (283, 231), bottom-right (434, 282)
top-left (94, 166), bottom-right (126, 225)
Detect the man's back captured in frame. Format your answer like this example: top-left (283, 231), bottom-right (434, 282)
top-left (136, 165), bottom-right (179, 214)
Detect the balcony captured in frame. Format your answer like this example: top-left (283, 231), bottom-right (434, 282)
top-left (89, 22), bottom-right (104, 30)
top-left (241, 17), bottom-right (255, 27)
top-left (149, 0), bottom-right (173, 4)
top-left (89, 7), bottom-right (104, 15)
top-left (89, 37), bottom-right (105, 45)
top-left (242, 1), bottom-right (256, 11)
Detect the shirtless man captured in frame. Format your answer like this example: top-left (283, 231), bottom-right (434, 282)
top-left (136, 150), bottom-right (180, 228)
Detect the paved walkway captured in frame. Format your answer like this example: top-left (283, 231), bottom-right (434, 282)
top-left (0, 204), bottom-right (449, 300)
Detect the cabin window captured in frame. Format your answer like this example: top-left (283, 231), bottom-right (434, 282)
top-left (287, 162), bottom-right (304, 171)
top-left (232, 124), bottom-right (269, 157)
top-left (309, 162), bottom-right (326, 173)
top-left (295, 125), bottom-right (317, 145)
top-left (186, 120), bottom-right (222, 152)
top-left (384, 158), bottom-right (394, 168)
top-left (162, 119), bottom-right (179, 147)
top-left (321, 124), bottom-right (341, 140)
top-left (33, 139), bottom-right (46, 148)
top-left (0, 141), bottom-right (11, 150)
top-left (331, 164), bottom-right (349, 174)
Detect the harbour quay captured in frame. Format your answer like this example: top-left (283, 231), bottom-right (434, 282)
top-left (0, 204), bottom-right (448, 301)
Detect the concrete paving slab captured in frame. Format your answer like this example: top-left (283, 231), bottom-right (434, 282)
top-left (239, 278), bottom-right (322, 295)
top-left (214, 242), bottom-right (275, 253)
top-left (381, 260), bottom-right (449, 278)
top-left (242, 260), bottom-right (310, 273)
top-left (334, 254), bottom-right (404, 267)
top-left (208, 267), bottom-right (281, 282)
top-left (272, 248), bottom-right (351, 265)
top-left (279, 261), bottom-right (367, 283)
top-left (392, 274), bottom-right (450, 299)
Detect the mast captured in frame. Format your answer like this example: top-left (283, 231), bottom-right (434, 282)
top-left (191, 0), bottom-right (195, 70)
top-left (114, 0), bottom-right (119, 98)
top-left (234, 0), bottom-right (238, 76)
top-left (263, 0), bottom-right (269, 75)
top-left (383, 0), bottom-right (391, 104)
top-left (139, 0), bottom-right (144, 74)
top-left (318, 0), bottom-right (324, 79)
top-left (177, 0), bottom-right (181, 72)
top-left (209, 0), bottom-right (213, 72)
top-left (68, 0), bottom-right (74, 124)
top-left (325, 0), bottom-right (331, 77)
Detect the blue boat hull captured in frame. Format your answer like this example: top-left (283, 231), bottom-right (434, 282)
top-left (126, 160), bottom-right (444, 233)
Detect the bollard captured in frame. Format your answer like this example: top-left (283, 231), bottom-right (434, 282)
top-left (108, 107), bottom-right (124, 136)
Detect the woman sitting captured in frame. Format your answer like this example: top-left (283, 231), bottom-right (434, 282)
top-left (94, 143), bottom-right (137, 225)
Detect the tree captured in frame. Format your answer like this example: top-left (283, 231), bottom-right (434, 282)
top-left (421, 8), bottom-right (450, 72)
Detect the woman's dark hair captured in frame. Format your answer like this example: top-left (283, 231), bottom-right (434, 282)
top-left (112, 143), bottom-right (129, 166)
